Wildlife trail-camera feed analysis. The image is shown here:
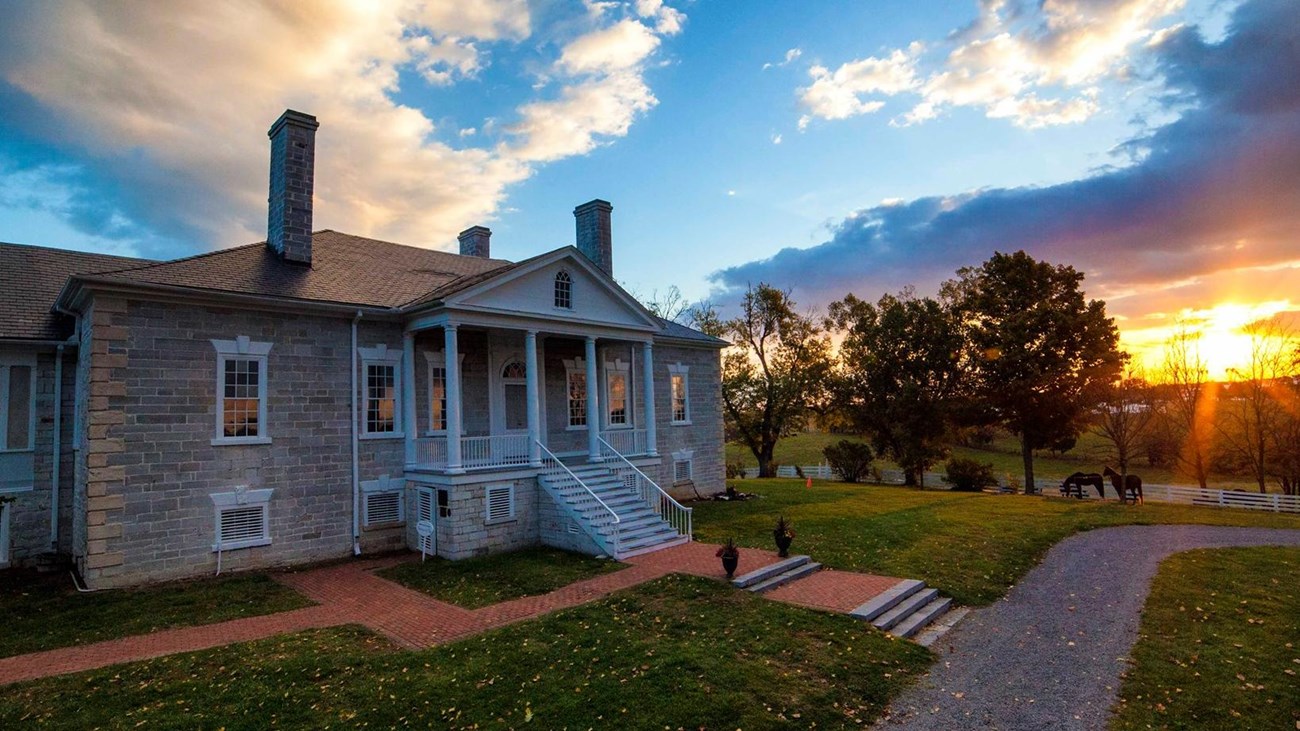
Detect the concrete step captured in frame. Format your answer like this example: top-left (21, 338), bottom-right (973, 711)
top-left (618, 529), bottom-right (682, 552)
top-left (872, 587), bottom-right (939, 631)
top-left (731, 555), bottom-right (811, 589)
top-left (849, 579), bottom-right (926, 622)
top-left (891, 596), bottom-right (953, 639)
top-left (746, 561), bottom-right (822, 594)
top-left (617, 534), bottom-right (690, 559)
top-left (914, 606), bottom-right (970, 648)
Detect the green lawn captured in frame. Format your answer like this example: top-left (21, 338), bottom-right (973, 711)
top-left (694, 479), bottom-right (1300, 606)
top-left (1112, 547), bottom-right (1300, 730)
top-left (377, 547), bottom-right (625, 608)
top-left (0, 570), bottom-right (311, 659)
top-left (0, 575), bottom-right (933, 730)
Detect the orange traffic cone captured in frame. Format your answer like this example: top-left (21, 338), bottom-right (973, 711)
top-left (805, 477), bottom-right (812, 489)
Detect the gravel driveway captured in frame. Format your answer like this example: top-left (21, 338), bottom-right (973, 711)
top-left (876, 524), bottom-right (1300, 730)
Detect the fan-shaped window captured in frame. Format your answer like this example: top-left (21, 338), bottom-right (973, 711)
top-left (554, 270), bottom-right (572, 309)
top-left (501, 360), bottom-right (527, 380)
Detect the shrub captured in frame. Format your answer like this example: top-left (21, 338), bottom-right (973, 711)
top-left (822, 440), bottom-right (874, 483)
top-left (725, 461), bottom-right (746, 479)
top-left (944, 457), bottom-right (999, 492)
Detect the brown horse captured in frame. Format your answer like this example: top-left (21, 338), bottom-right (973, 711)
top-left (1060, 472), bottom-right (1106, 499)
top-left (1103, 466), bottom-right (1143, 504)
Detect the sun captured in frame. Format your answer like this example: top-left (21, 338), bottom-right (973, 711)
top-left (1122, 301), bottom-right (1296, 382)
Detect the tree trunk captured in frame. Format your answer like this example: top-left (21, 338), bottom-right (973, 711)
top-left (757, 442), bottom-right (777, 478)
top-left (1021, 435), bottom-right (1036, 495)
top-left (903, 469), bottom-right (917, 486)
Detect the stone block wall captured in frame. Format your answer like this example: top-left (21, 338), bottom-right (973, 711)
top-left (652, 343), bottom-right (724, 500)
top-left (406, 477), bottom-right (539, 560)
top-left (77, 296), bottom-right (407, 587)
top-left (5, 348), bottom-right (77, 564)
top-left (537, 488), bottom-right (604, 555)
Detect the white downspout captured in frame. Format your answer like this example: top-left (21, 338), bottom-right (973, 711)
top-left (50, 342), bottom-right (65, 550)
top-left (351, 310), bottom-right (363, 555)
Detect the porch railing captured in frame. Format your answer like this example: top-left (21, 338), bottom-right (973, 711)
top-left (412, 434), bottom-right (532, 470)
top-left (599, 428), bottom-right (648, 456)
top-left (598, 436), bottom-right (692, 539)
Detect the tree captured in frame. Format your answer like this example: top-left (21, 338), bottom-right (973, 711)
top-left (1218, 321), bottom-right (1295, 492)
top-left (943, 251), bottom-right (1123, 494)
top-left (826, 289), bottom-right (963, 486)
top-left (636, 285), bottom-right (696, 325)
top-left (1092, 366), bottom-right (1157, 484)
top-left (1158, 325), bottom-right (1214, 488)
top-left (716, 284), bottom-right (833, 477)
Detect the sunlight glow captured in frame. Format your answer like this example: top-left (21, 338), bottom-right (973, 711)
top-left (1121, 300), bottom-right (1298, 382)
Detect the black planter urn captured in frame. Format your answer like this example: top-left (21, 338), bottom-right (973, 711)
top-left (721, 554), bottom-right (739, 578)
top-left (774, 533), bottom-right (793, 558)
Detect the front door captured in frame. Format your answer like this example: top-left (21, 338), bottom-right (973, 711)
top-left (492, 356), bottom-right (530, 462)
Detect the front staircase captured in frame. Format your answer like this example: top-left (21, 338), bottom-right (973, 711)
top-left (536, 442), bottom-right (691, 560)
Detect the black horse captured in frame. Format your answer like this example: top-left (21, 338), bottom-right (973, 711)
top-left (1060, 472), bottom-right (1105, 499)
top-left (1103, 466), bottom-right (1143, 504)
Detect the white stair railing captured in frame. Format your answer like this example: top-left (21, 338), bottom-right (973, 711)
top-left (536, 441), bottom-right (622, 556)
top-left (598, 436), bottom-right (692, 539)
top-left (599, 428), bottom-right (647, 456)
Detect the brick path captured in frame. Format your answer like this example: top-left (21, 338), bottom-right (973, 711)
top-left (0, 543), bottom-right (896, 686)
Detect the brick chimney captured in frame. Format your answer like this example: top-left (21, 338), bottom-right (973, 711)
top-left (266, 109), bottom-right (319, 265)
top-left (458, 225), bottom-right (492, 258)
top-left (574, 199), bottom-right (613, 276)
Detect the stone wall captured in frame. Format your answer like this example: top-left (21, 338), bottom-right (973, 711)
top-left (537, 488), bottom-right (604, 555)
top-left (405, 476), bottom-right (539, 560)
top-left (651, 343), bottom-right (724, 500)
top-left (78, 296), bottom-right (407, 587)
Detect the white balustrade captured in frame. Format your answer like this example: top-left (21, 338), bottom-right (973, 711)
top-left (599, 428), bottom-right (647, 456)
top-left (413, 434), bottom-right (531, 470)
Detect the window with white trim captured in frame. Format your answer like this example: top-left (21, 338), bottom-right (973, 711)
top-left (554, 270), bottom-right (573, 309)
top-left (0, 359), bottom-right (35, 452)
top-left (668, 363), bottom-right (690, 424)
top-left (564, 358), bottom-right (587, 429)
top-left (210, 487), bottom-right (273, 551)
top-left (673, 449), bottom-right (694, 484)
top-left (485, 483), bottom-right (515, 523)
top-left (362, 475), bottom-right (405, 527)
top-left (211, 337), bottom-right (272, 445)
top-left (359, 344), bottom-right (403, 437)
top-left (424, 351), bottom-right (462, 434)
top-left (604, 359), bottom-right (630, 427)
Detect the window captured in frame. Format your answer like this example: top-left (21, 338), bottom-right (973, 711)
top-left (501, 359), bottom-right (528, 432)
top-left (564, 358), bottom-right (587, 429)
top-left (210, 487), bottom-right (273, 551)
top-left (359, 345), bottom-right (403, 438)
top-left (485, 483), bottom-right (515, 523)
top-left (554, 270), bottom-right (572, 309)
top-left (211, 337), bottom-right (272, 445)
top-left (425, 351), bottom-right (462, 434)
top-left (605, 360), bottom-right (630, 427)
top-left (673, 449), bottom-right (694, 484)
top-left (668, 363), bottom-right (690, 424)
top-left (0, 360), bottom-right (35, 452)
top-left (438, 488), bottom-right (451, 518)
top-left (362, 475), bottom-right (404, 527)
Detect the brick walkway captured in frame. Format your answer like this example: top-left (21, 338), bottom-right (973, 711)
top-left (0, 543), bottom-right (897, 686)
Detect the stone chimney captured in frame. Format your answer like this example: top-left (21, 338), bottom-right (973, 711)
top-left (458, 225), bottom-right (492, 258)
top-left (266, 109), bottom-right (319, 265)
top-left (574, 199), bottom-right (613, 276)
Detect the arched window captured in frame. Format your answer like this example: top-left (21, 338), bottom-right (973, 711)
top-left (554, 270), bottom-right (572, 309)
top-left (501, 360), bottom-right (527, 380)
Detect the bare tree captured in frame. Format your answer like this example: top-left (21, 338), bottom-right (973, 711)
top-left (637, 285), bottom-right (694, 325)
top-left (1093, 365), bottom-right (1156, 483)
top-left (1159, 326), bottom-right (1213, 488)
top-left (1217, 320), bottom-right (1294, 492)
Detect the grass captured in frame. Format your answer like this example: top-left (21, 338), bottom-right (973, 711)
top-left (0, 575), bottom-right (934, 730)
top-left (693, 479), bottom-right (1300, 606)
top-left (377, 546), bottom-right (625, 608)
top-left (1112, 547), bottom-right (1300, 730)
top-left (728, 431), bottom-right (1259, 488)
top-left (0, 570), bottom-right (311, 659)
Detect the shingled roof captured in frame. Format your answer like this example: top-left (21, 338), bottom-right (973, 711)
top-left (81, 230), bottom-right (512, 309)
top-left (0, 242), bottom-right (153, 341)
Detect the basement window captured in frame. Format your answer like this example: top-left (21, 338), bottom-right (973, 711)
top-left (211, 487), bottom-right (273, 551)
top-left (362, 475), bottom-right (405, 527)
top-left (485, 483), bottom-right (515, 524)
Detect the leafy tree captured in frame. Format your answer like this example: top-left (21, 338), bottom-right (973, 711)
top-left (822, 440), bottom-right (874, 483)
top-left (826, 289), bottom-right (963, 486)
top-left (716, 284), bottom-right (833, 477)
top-left (1218, 321), bottom-right (1295, 492)
top-left (1092, 366), bottom-right (1157, 483)
top-left (943, 251), bottom-right (1123, 494)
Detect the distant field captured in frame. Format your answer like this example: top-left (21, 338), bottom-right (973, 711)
top-left (727, 431), bottom-right (1260, 489)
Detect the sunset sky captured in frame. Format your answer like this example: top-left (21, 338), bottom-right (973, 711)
top-left (1, 0), bottom-right (1296, 379)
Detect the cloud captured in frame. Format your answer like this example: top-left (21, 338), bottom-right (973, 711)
top-left (714, 0), bottom-right (1300, 328)
top-left (763, 47), bottom-right (803, 70)
top-left (0, 0), bottom-right (679, 256)
top-left (798, 0), bottom-right (1186, 129)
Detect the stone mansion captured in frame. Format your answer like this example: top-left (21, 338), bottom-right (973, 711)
top-left (0, 110), bottom-right (725, 588)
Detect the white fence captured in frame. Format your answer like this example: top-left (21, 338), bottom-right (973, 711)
top-left (1140, 483), bottom-right (1300, 514)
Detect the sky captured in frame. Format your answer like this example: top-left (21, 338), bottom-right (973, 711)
top-left (1, 0), bottom-right (1297, 379)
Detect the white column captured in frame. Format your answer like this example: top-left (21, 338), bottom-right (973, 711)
top-left (525, 330), bottom-right (542, 466)
top-left (444, 324), bottom-right (464, 473)
top-left (585, 336), bottom-right (600, 461)
top-left (641, 340), bottom-right (657, 456)
top-left (403, 331), bottom-right (416, 468)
